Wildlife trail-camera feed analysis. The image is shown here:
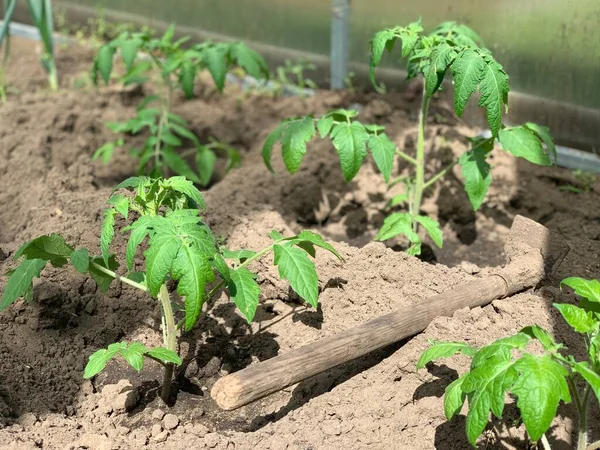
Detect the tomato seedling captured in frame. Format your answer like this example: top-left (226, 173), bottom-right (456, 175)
top-left (417, 276), bottom-right (600, 449)
top-left (262, 21), bottom-right (556, 256)
top-left (91, 25), bottom-right (269, 186)
top-left (0, 176), bottom-right (342, 403)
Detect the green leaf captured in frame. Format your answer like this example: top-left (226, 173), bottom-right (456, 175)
top-left (14, 234), bottom-right (73, 267)
top-left (316, 116), bottom-right (334, 139)
top-left (84, 348), bottom-right (109, 378)
top-left (374, 212), bottom-right (419, 243)
top-left (561, 277), bottom-right (600, 304)
top-left (107, 194), bottom-right (129, 219)
top-left (273, 243), bottom-right (319, 307)
top-left (424, 43), bottom-right (456, 97)
top-left (120, 342), bottom-right (148, 372)
top-left (280, 117), bottom-right (316, 174)
top-left (230, 42), bottom-right (268, 80)
top-left (520, 325), bottom-right (559, 351)
top-left (222, 249), bottom-right (257, 262)
top-left (229, 268), bottom-right (261, 323)
top-left (120, 38), bottom-right (140, 70)
top-left (524, 122), bottom-right (557, 164)
top-left (162, 176), bottom-right (206, 210)
top-left (146, 347), bottom-right (182, 365)
top-left (125, 216), bottom-right (154, 270)
top-left (451, 49), bottom-right (485, 117)
top-left (499, 127), bottom-right (551, 166)
top-left (444, 374), bottom-right (468, 420)
top-left (101, 208), bottom-right (117, 266)
top-left (161, 131), bottom-right (183, 147)
top-left (171, 244), bottom-right (214, 331)
top-left (70, 249), bottom-right (90, 274)
top-left (512, 354), bottom-right (571, 442)
top-left (417, 341), bottom-right (476, 369)
top-left (462, 357), bottom-right (518, 446)
top-left (204, 45), bottom-right (228, 92)
top-left (162, 147), bottom-right (202, 185)
top-left (195, 146), bottom-right (217, 187)
top-left (553, 303), bottom-right (597, 333)
top-left (459, 147), bottom-right (492, 211)
top-left (96, 45), bottom-right (115, 84)
top-left (415, 215), bottom-right (443, 248)
top-left (478, 55), bottom-right (509, 136)
top-left (269, 230), bottom-right (285, 241)
top-left (0, 259), bottom-right (47, 311)
top-left (262, 122), bottom-right (286, 173)
top-left (368, 133), bottom-right (395, 182)
top-left (571, 362), bottom-right (600, 405)
top-left (179, 59), bottom-right (196, 99)
top-left (145, 234), bottom-right (182, 296)
top-left (92, 140), bottom-right (121, 164)
top-left (294, 231), bottom-right (344, 261)
top-left (369, 29), bottom-right (396, 85)
top-left (330, 122), bottom-right (369, 182)
top-left (471, 333), bottom-right (530, 368)
top-left (89, 256), bottom-right (119, 293)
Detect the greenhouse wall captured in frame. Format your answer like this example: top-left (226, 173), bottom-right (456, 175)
top-left (12, 0), bottom-right (600, 149)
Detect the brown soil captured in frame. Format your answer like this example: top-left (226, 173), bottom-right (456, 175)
top-left (0, 36), bottom-right (599, 449)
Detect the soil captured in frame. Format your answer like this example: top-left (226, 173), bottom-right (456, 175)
top-left (0, 36), bottom-right (599, 450)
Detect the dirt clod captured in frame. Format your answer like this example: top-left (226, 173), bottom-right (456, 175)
top-left (163, 414), bottom-right (179, 430)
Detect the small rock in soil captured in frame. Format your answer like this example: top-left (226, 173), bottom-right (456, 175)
top-left (73, 433), bottom-right (114, 450)
top-left (151, 423), bottom-right (163, 437)
top-left (184, 359), bottom-right (199, 377)
top-left (204, 432), bottom-right (220, 448)
top-left (189, 423), bottom-right (209, 438)
top-left (99, 379), bottom-right (139, 414)
top-left (163, 413), bottom-right (179, 430)
top-left (151, 409), bottom-right (165, 420)
top-left (201, 356), bottom-right (221, 377)
top-left (116, 426), bottom-right (130, 436)
top-left (130, 429), bottom-right (149, 446)
top-left (17, 412), bottom-right (37, 428)
top-left (153, 430), bottom-right (169, 443)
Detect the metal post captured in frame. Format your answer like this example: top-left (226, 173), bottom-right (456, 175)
top-left (330, 0), bottom-right (350, 90)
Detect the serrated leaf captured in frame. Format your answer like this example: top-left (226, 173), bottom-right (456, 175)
top-left (14, 234), bottom-right (73, 266)
top-left (512, 354), bottom-right (570, 442)
top-left (444, 374), bottom-right (468, 420)
top-left (120, 342), bottom-right (148, 371)
top-left (369, 29), bottom-right (396, 80)
top-left (229, 268), bottom-right (261, 323)
top-left (89, 256), bottom-right (119, 293)
top-left (0, 259), bottom-right (47, 311)
top-left (462, 357), bottom-right (518, 445)
top-left (125, 216), bottom-right (154, 271)
top-left (120, 38), bottom-right (140, 70)
top-left (146, 347), bottom-right (182, 365)
top-left (424, 43), bottom-right (456, 97)
top-left (70, 249), bottom-right (90, 274)
top-left (273, 243), bottom-right (319, 307)
top-left (162, 147), bottom-right (202, 185)
top-left (145, 234), bottom-right (182, 297)
top-left (162, 176), bottom-right (206, 210)
top-left (374, 212), bottom-right (419, 243)
top-left (92, 141), bottom-right (120, 164)
top-left (107, 194), bottom-right (129, 219)
top-left (524, 122), bottom-right (556, 164)
top-left (561, 277), bottom-right (600, 304)
top-left (96, 45), bottom-right (115, 84)
top-left (417, 341), bottom-right (476, 369)
top-left (262, 122), bottom-right (286, 173)
top-left (571, 361), bottom-right (600, 405)
top-left (101, 208), bottom-right (117, 266)
top-left (196, 146), bottom-right (217, 187)
top-left (478, 56), bottom-right (509, 136)
top-left (230, 42), bottom-right (268, 80)
top-left (415, 215), bottom-right (443, 248)
top-left (204, 45), bottom-right (228, 92)
top-left (451, 49), bottom-right (485, 117)
top-left (172, 244), bottom-right (214, 331)
top-left (269, 230), bottom-right (285, 241)
top-left (368, 133), bottom-right (395, 182)
top-left (520, 325), bottom-right (559, 351)
top-left (222, 249), bottom-right (257, 262)
top-left (330, 122), bottom-right (369, 182)
top-left (280, 117), bottom-right (316, 174)
top-left (499, 127), bottom-right (551, 166)
top-left (84, 348), bottom-right (109, 378)
top-left (179, 59), bottom-right (196, 99)
top-left (553, 303), bottom-right (596, 333)
top-left (294, 231), bottom-right (343, 261)
top-left (459, 147), bottom-right (492, 211)
top-left (386, 193), bottom-right (408, 208)
top-left (316, 116), bottom-right (334, 139)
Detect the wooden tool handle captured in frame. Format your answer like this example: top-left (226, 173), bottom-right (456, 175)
top-left (212, 275), bottom-right (508, 410)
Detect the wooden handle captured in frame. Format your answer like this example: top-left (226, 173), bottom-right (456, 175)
top-left (212, 275), bottom-right (508, 410)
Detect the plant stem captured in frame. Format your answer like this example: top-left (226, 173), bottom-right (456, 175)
top-left (540, 434), bottom-right (552, 450)
top-left (395, 150), bottom-right (418, 166)
top-left (89, 261), bottom-right (148, 292)
top-left (586, 441), bottom-right (600, 450)
top-left (158, 283), bottom-right (177, 403)
top-left (154, 77), bottom-right (173, 171)
top-left (577, 386), bottom-right (591, 450)
top-left (47, 63), bottom-right (58, 91)
top-left (410, 83), bottom-right (431, 229)
top-left (423, 161), bottom-right (457, 190)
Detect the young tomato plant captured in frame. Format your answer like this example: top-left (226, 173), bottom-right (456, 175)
top-left (0, 176), bottom-right (342, 403)
top-left (91, 25), bottom-right (268, 186)
top-left (417, 277), bottom-right (600, 449)
top-left (262, 21), bottom-right (556, 256)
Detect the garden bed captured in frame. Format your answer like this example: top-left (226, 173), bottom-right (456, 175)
top-left (0, 36), bottom-right (599, 449)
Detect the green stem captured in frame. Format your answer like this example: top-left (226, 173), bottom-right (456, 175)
top-left (89, 261), bottom-right (148, 292)
top-left (411, 83), bottom-right (431, 229)
top-left (540, 434), bottom-right (552, 450)
top-left (586, 441), bottom-right (600, 450)
top-left (158, 283), bottom-right (176, 403)
top-left (395, 150), bottom-right (418, 166)
top-left (423, 161), bottom-right (457, 190)
top-left (577, 386), bottom-right (591, 450)
top-left (47, 62), bottom-right (58, 91)
top-left (154, 77), bottom-right (173, 171)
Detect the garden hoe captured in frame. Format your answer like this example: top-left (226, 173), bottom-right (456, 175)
top-left (211, 215), bottom-right (570, 410)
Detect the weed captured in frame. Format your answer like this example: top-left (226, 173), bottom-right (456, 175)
top-left (0, 176), bottom-right (342, 404)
